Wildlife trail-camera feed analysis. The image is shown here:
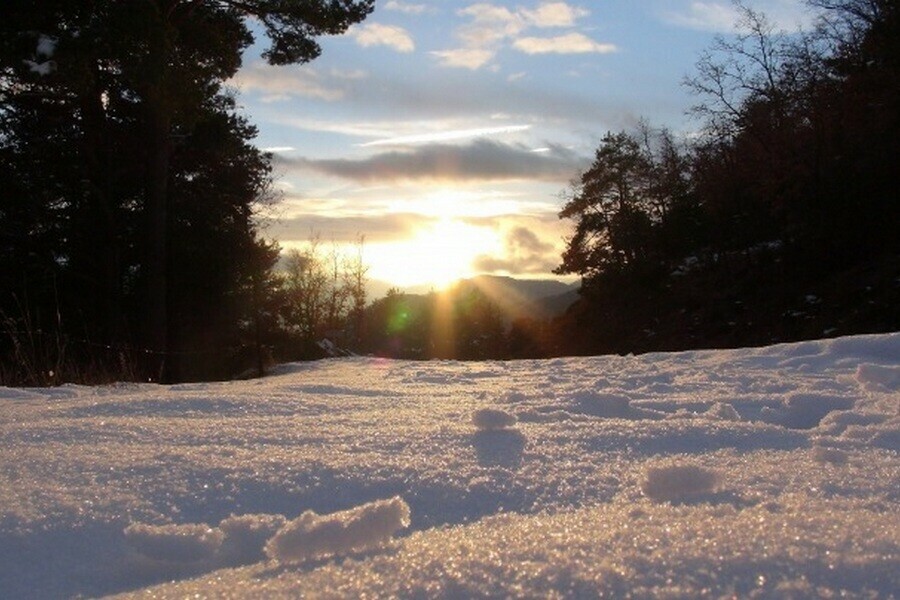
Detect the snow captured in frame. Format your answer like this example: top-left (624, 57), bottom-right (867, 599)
top-left (25, 35), bottom-right (57, 76)
top-left (124, 522), bottom-right (224, 564)
top-left (472, 407), bottom-right (518, 430)
top-left (640, 464), bottom-right (721, 502)
top-left (0, 332), bottom-right (898, 598)
top-left (265, 496), bottom-right (410, 562)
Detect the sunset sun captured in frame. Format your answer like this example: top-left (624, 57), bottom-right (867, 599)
top-left (366, 217), bottom-right (501, 289)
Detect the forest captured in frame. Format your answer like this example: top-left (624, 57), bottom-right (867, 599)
top-left (1, 0), bottom-right (897, 384)
top-left (550, 0), bottom-right (900, 356)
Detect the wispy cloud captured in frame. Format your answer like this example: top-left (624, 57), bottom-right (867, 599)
top-left (514, 33), bottom-right (617, 55)
top-left (383, 0), bottom-right (431, 15)
top-left (230, 64), bottom-right (362, 102)
top-left (273, 212), bottom-right (438, 244)
top-left (272, 117), bottom-right (527, 145)
top-left (262, 146), bottom-right (296, 153)
top-left (430, 48), bottom-right (496, 70)
top-left (349, 23), bottom-right (415, 52)
top-left (278, 139), bottom-right (588, 184)
top-left (272, 118), bottom-right (392, 139)
top-left (359, 124), bottom-right (531, 147)
top-left (661, 1), bottom-right (742, 32)
top-left (660, 1), bottom-right (815, 33)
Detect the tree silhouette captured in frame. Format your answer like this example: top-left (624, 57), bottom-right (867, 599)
top-left (0, 0), bottom-right (373, 383)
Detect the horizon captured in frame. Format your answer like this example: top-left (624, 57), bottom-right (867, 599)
top-left (233, 0), bottom-right (817, 290)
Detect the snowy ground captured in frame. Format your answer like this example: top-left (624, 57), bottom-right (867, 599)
top-left (1, 334), bottom-right (898, 598)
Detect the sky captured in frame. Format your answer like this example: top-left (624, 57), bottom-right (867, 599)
top-left (229, 0), bottom-right (817, 292)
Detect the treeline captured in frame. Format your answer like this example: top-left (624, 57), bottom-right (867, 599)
top-left (552, 0), bottom-right (899, 355)
top-left (0, 1), bottom-right (374, 385)
top-left (361, 285), bottom-right (515, 360)
top-left (3, 1), bottom-right (897, 382)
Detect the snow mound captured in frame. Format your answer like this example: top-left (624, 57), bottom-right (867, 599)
top-left (124, 522), bottom-right (224, 564)
top-left (641, 464), bottom-right (721, 502)
top-left (569, 391), bottom-right (665, 420)
top-left (856, 363), bottom-right (900, 392)
top-left (811, 446), bottom-right (849, 465)
top-left (761, 393), bottom-right (854, 429)
top-left (704, 402), bottom-right (742, 421)
top-left (218, 513), bottom-right (288, 565)
top-left (265, 497), bottom-right (411, 562)
top-left (472, 408), bottom-right (517, 431)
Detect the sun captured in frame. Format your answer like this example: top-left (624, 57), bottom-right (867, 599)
top-left (366, 217), bottom-right (500, 290)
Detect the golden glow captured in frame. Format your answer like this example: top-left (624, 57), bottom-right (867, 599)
top-left (366, 217), bottom-right (500, 289)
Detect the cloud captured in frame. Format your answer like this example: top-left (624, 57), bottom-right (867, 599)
top-left (509, 226), bottom-right (555, 254)
top-left (230, 64), bottom-right (357, 102)
top-left (430, 48), bottom-right (495, 70)
top-left (384, 0), bottom-right (430, 14)
top-left (274, 117), bottom-right (396, 139)
top-left (522, 2), bottom-right (590, 27)
top-left (277, 139), bottom-right (588, 184)
top-left (513, 33), bottom-right (617, 55)
top-left (359, 124), bottom-right (531, 147)
top-left (349, 23), bottom-right (415, 52)
top-left (434, 2), bottom-right (607, 70)
top-left (660, 1), bottom-right (815, 33)
top-left (457, 3), bottom-right (525, 46)
top-left (262, 146), bottom-right (296, 153)
top-left (273, 212), bottom-right (437, 244)
top-left (473, 225), bottom-right (560, 275)
top-left (661, 2), bottom-right (741, 32)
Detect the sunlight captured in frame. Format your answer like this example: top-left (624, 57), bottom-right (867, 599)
top-left (384, 188), bottom-right (553, 220)
top-left (366, 217), bottom-right (500, 289)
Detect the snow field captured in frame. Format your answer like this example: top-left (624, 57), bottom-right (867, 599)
top-left (0, 332), bottom-right (898, 598)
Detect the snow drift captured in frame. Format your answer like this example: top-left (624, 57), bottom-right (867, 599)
top-left (265, 497), bottom-right (411, 562)
top-left (124, 523), bottom-right (223, 564)
top-left (0, 332), bottom-right (897, 598)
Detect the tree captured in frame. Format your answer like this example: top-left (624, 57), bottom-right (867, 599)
top-left (556, 128), bottom-right (690, 285)
top-left (128, 0), bottom-right (373, 376)
top-left (280, 237), bottom-right (370, 357)
top-left (0, 0), bottom-right (373, 382)
top-left (344, 235), bottom-right (369, 347)
top-left (550, 0), bottom-right (900, 357)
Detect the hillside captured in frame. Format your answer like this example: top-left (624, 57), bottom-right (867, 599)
top-left (455, 275), bottom-right (578, 319)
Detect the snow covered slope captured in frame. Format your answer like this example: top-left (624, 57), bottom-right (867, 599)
top-left (1, 334), bottom-right (898, 598)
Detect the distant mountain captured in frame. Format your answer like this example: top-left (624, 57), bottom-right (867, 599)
top-left (454, 275), bottom-right (579, 319)
top-left (367, 274), bottom-right (580, 320)
top-left (538, 286), bottom-right (581, 317)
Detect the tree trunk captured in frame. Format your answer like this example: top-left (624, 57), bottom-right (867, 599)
top-left (142, 9), bottom-right (173, 382)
